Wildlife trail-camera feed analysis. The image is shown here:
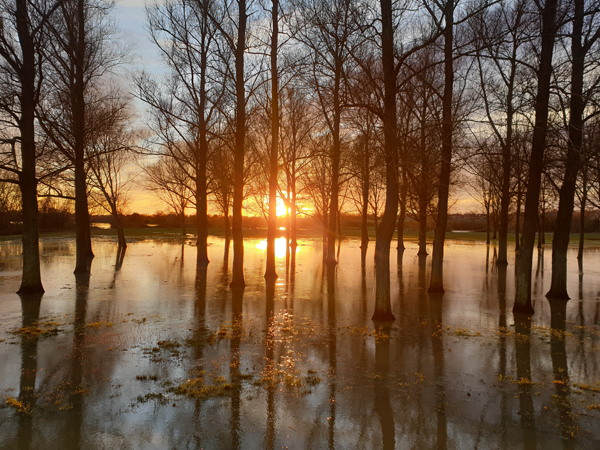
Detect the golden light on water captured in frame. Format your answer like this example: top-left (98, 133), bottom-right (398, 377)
top-left (255, 237), bottom-right (299, 258)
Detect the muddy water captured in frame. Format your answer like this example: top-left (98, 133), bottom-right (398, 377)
top-left (1, 236), bottom-right (600, 449)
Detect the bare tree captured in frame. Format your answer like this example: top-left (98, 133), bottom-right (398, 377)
top-left (514, 0), bottom-right (561, 313)
top-left (88, 103), bottom-right (137, 248)
top-left (138, 0), bottom-right (223, 266)
top-left (547, 0), bottom-right (600, 299)
top-left (142, 153), bottom-right (193, 235)
top-left (293, 0), bottom-right (360, 265)
top-left (0, 0), bottom-right (61, 293)
top-left (39, 0), bottom-right (127, 273)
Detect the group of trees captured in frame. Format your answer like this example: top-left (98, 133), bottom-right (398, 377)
top-left (1, 0), bottom-right (600, 319)
top-left (0, 0), bottom-right (136, 293)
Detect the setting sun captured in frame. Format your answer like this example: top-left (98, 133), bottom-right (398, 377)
top-left (275, 196), bottom-right (288, 217)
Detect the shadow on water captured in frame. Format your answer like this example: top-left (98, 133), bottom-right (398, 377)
top-left (17, 294), bottom-right (42, 450)
top-left (264, 278), bottom-right (276, 450)
top-left (497, 265), bottom-right (509, 448)
top-left (373, 323), bottom-right (395, 450)
top-left (429, 293), bottom-right (447, 450)
top-left (514, 312), bottom-right (537, 449)
top-left (326, 264), bottom-right (337, 450)
top-left (230, 285), bottom-right (244, 450)
top-left (548, 299), bottom-right (574, 446)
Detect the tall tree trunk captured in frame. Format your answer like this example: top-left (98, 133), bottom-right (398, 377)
top-left (361, 176), bottom-right (369, 252)
top-left (196, 9), bottom-right (210, 267)
top-left (291, 174), bottom-right (297, 248)
top-left (515, 185), bottom-right (521, 252)
top-left (418, 197), bottom-right (428, 255)
top-left (429, 0), bottom-right (454, 293)
top-left (547, 0), bottom-right (585, 299)
top-left (361, 136), bottom-right (369, 253)
top-left (110, 204), bottom-right (126, 248)
top-left (486, 205), bottom-right (491, 245)
top-left (373, 0), bottom-right (398, 322)
top-left (326, 62), bottom-right (342, 266)
top-left (537, 214), bottom-right (542, 249)
top-left (417, 92), bottom-right (428, 258)
top-left (577, 169), bottom-right (587, 261)
top-left (514, 0), bottom-right (559, 313)
top-left (397, 167), bottom-right (407, 259)
top-left (231, 0), bottom-right (247, 287)
top-left (15, 0), bottom-right (43, 294)
top-left (73, 0), bottom-right (93, 274)
top-left (223, 206), bottom-right (230, 242)
top-left (265, 0), bottom-right (279, 280)
top-left (322, 212), bottom-right (328, 261)
top-left (497, 68), bottom-right (516, 266)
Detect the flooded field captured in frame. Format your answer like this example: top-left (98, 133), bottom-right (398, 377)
top-left (1, 235), bottom-right (600, 449)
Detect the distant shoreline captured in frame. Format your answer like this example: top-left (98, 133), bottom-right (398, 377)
top-left (2, 227), bottom-right (600, 248)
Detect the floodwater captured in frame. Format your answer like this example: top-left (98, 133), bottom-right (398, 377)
top-left (1, 235), bottom-right (600, 449)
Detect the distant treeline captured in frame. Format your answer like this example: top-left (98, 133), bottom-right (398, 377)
top-left (4, 209), bottom-right (598, 236)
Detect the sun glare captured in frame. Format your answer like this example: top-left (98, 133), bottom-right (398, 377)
top-left (276, 197), bottom-right (288, 217)
top-left (255, 237), bottom-right (299, 258)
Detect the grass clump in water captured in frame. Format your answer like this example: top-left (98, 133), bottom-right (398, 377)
top-left (136, 375), bottom-right (159, 381)
top-left (136, 392), bottom-right (167, 404)
top-left (85, 321), bottom-right (113, 329)
top-left (5, 397), bottom-right (32, 415)
top-left (12, 320), bottom-right (64, 338)
top-left (170, 373), bottom-right (236, 399)
top-left (156, 340), bottom-right (181, 356)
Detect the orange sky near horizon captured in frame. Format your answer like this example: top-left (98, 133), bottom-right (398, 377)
top-left (125, 186), bottom-right (480, 217)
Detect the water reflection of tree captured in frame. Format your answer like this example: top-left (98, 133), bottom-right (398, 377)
top-left (326, 265), bottom-right (337, 450)
top-left (192, 265), bottom-right (209, 418)
top-left (514, 313), bottom-right (537, 449)
top-left (230, 286), bottom-right (244, 450)
top-left (65, 272), bottom-right (90, 449)
top-left (265, 279), bottom-right (276, 450)
top-left (549, 299), bottom-right (574, 442)
top-left (429, 294), bottom-right (447, 450)
top-left (497, 266), bottom-right (509, 447)
top-left (373, 325), bottom-right (395, 450)
top-left (17, 294), bottom-right (42, 450)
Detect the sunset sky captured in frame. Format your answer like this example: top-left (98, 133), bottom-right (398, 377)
top-left (113, 1), bottom-right (479, 216)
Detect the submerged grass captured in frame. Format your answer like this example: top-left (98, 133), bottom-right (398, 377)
top-left (5, 396), bottom-right (32, 415)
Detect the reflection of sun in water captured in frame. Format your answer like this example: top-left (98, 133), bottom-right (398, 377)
top-left (255, 238), bottom-right (299, 258)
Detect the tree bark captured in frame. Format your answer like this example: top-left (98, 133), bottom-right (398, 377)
top-left (231, 0), bottom-right (247, 287)
top-left (73, 0), bottom-right (93, 274)
top-left (514, 0), bottom-right (558, 313)
top-left (373, 0), bottom-right (397, 322)
top-left (16, 0), bottom-right (43, 294)
top-left (196, 4), bottom-right (210, 267)
top-left (397, 166), bottom-right (407, 261)
top-left (291, 175), bottom-right (297, 248)
top-left (577, 169), bottom-right (586, 261)
top-left (547, 0), bottom-right (585, 300)
top-left (326, 59), bottom-right (342, 266)
top-left (361, 148), bottom-right (369, 252)
top-left (265, 0), bottom-right (279, 280)
top-left (515, 183), bottom-right (521, 252)
top-left (497, 60), bottom-right (516, 266)
top-left (428, 0), bottom-right (454, 293)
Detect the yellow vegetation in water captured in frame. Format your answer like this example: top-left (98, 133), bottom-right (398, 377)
top-left (453, 328), bottom-right (481, 337)
top-left (171, 373), bottom-right (235, 398)
top-left (85, 321), bottom-right (113, 328)
top-left (6, 396), bottom-right (32, 415)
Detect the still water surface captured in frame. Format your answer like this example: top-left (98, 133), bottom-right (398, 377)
top-left (1, 236), bottom-right (600, 449)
